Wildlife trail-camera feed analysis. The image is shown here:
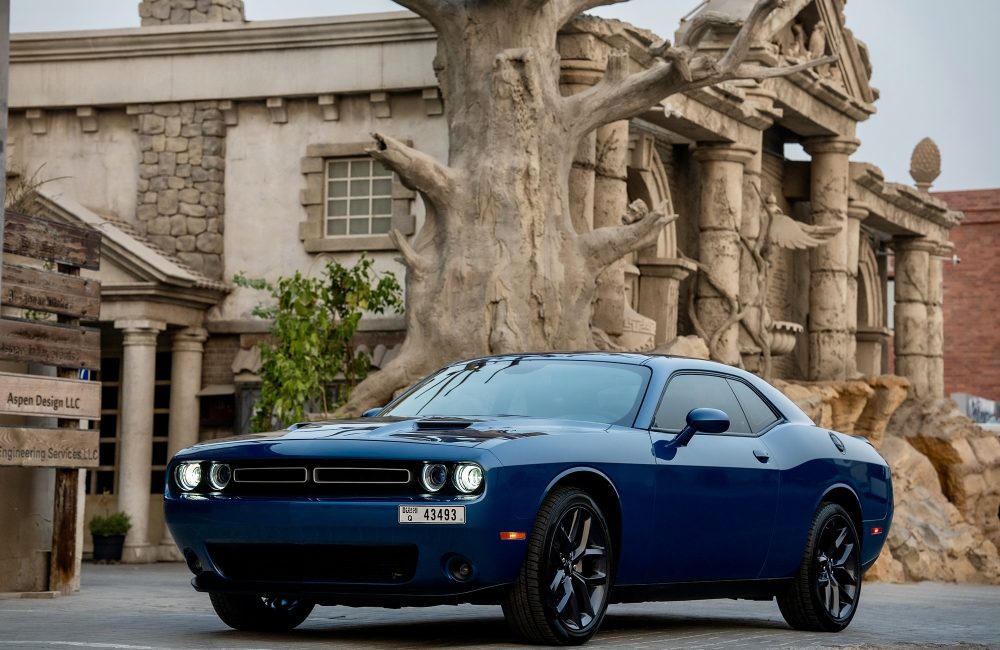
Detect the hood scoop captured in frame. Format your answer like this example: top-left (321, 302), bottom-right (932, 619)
top-left (414, 417), bottom-right (475, 430)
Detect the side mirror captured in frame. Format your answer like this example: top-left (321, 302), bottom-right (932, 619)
top-left (361, 407), bottom-right (383, 418)
top-left (672, 407), bottom-right (730, 447)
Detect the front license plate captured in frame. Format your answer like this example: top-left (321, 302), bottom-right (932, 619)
top-left (398, 505), bottom-right (466, 524)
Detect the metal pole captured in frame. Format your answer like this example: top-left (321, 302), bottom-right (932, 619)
top-left (0, 0), bottom-right (9, 311)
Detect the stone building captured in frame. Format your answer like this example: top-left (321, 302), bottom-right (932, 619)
top-left (0, 0), bottom-right (965, 587)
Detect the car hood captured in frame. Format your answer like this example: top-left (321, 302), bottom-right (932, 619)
top-left (193, 416), bottom-right (611, 449)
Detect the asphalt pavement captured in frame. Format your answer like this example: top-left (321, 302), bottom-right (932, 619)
top-left (0, 562), bottom-right (996, 649)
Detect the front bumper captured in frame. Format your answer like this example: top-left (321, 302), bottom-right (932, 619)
top-left (164, 492), bottom-right (528, 606)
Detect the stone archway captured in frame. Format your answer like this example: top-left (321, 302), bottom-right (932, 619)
top-left (856, 239), bottom-right (888, 375)
top-left (626, 132), bottom-right (696, 347)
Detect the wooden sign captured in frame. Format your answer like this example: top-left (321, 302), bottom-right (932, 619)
top-left (2, 210), bottom-right (101, 271)
top-left (2, 264), bottom-right (101, 321)
top-left (0, 427), bottom-right (99, 468)
top-left (0, 318), bottom-right (101, 369)
top-left (0, 371), bottom-right (101, 420)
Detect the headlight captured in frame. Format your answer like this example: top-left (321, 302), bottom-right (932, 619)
top-left (208, 463), bottom-right (231, 490)
top-left (453, 463), bottom-right (484, 493)
top-left (420, 463), bottom-right (448, 492)
top-left (175, 462), bottom-right (202, 491)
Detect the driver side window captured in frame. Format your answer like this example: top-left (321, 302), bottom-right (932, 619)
top-left (652, 374), bottom-right (751, 434)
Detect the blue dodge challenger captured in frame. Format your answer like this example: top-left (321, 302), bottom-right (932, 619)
top-left (165, 353), bottom-right (892, 644)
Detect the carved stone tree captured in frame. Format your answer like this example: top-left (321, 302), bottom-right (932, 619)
top-left (342, 0), bottom-right (832, 414)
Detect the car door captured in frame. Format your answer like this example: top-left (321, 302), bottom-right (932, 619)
top-left (648, 373), bottom-right (781, 583)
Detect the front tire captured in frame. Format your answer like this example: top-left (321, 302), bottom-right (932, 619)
top-left (209, 592), bottom-right (314, 632)
top-left (502, 487), bottom-right (613, 645)
top-left (778, 502), bottom-right (861, 632)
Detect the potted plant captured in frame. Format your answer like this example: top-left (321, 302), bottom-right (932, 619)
top-left (89, 512), bottom-right (131, 563)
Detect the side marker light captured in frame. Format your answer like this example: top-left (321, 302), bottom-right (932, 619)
top-left (500, 531), bottom-right (526, 541)
top-left (870, 527), bottom-right (884, 535)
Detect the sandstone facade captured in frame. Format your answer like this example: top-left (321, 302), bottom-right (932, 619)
top-left (139, 0), bottom-right (245, 26)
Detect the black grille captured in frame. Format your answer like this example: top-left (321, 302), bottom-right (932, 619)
top-left (233, 467), bottom-right (308, 483)
top-left (207, 543), bottom-right (418, 583)
top-left (313, 467), bottom-right (410, 484)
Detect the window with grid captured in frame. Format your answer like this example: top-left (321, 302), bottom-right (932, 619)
top-left (325, 158), bottom-right (393, 237)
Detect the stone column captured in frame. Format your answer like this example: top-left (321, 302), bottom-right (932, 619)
top-left (892, 238), bottom-right (933, 398)
top-left (693, 143), bottom-right (755, 366)
top-left (637, 259), bottom-right (698, 345)
top-left (845, 204), bottom-right (867, 377)
top-left (115, 320), bottom-right (165, 563)
top-left (592, 121), bottom-right (631, 336)
top-left (803, 136), bottom-right (860, 380)
top-left (160, 328), bottom-right (208, 554)
top-left (926, 243), bottom-right (950, 398)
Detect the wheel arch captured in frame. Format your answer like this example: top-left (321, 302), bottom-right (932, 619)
top-left (542, 468), bottom-right (623, 575)
top-left (819, 483), bottom-right (864, 550)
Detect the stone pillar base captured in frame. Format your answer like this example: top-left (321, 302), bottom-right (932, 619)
top-left (157, 544), bottom-right (184, 563)
top-left (120, 544), bottom-right (159, 564)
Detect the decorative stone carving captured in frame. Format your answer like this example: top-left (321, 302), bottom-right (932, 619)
top-left (768, 321), bottom-right (803, 356)
top-left (808, 22), bottom-right (828, 59)
top-left (76, 107), bottom-right (98, 133)
top-left (317, 95), bottom-right (339, 122)
top-left (25, 108), bottom-right (46, 135)
top-left (266, 97), bottom-right (287, 124)
top-left (909, 137), bottom-right (942, 192)
top-left (619, 264), bottom-right (657, 352)
top-left (370, 92), bottom-right (392, 119)
top-left (421, 88), bottom-right (444, 116)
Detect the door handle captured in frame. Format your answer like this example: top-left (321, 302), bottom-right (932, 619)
top-left (753, 449), bottom-right (770, 463)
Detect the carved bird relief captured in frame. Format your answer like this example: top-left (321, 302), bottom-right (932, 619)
top-left (808, 22), bottom-right (828, 59)
top-left (764, 194), bottom-right (841, 250)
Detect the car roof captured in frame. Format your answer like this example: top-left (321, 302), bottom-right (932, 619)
top-left (447, 352), bottom-right (814, 425)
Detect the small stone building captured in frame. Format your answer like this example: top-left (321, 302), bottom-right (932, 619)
top-left (0, 0), bottom-right (962, 586)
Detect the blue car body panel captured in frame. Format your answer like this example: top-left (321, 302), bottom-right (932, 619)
top-left (164, 353), bottom-right (892, 605)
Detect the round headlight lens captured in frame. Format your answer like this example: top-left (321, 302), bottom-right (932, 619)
top-left (208, 463), bottom-right (231, 491)
top-left (420, 463), bottom-right (448, 492)
top-left (453, 463), bottom-right (484, 494)
top-left (175, 462), bottom-right (202, 491)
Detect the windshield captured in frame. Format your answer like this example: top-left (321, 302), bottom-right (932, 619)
top-left (382, 358), bottom-right (650, 426)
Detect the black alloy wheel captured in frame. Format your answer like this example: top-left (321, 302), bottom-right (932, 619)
top-left (778, 502), bottom-right (861, 632)
top-left (209, 592), bottom-right (314, 632)
top-left (503, 487), bottom-right (613, 645)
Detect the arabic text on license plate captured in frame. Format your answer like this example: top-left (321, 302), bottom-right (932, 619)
top-left (398, 505), bottom-right (466, 524)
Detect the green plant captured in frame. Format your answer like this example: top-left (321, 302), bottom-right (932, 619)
top-left (234, 254), bottom-right (402, 432)
top-left (88, 512), bottom-right (132, 537)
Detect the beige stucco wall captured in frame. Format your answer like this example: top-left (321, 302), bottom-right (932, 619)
top-left (9, 111), bottom-right (140, 224)
top-left (215, 92), bottom-right (448, 323)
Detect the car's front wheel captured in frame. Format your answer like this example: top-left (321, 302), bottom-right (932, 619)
top-left (209, 592), bottom-right (314, 632)
top-left (503, 487), bottom-right (613, 645)
top-left (778, 502), bottom-right (861, 632)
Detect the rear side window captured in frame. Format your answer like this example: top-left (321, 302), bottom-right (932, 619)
top-left (652, 374), bottom-right (751, 434)
top-left (727, 379), bottom-right (780, 433)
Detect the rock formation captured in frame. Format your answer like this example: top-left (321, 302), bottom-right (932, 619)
top-left (778, 380), bottom-right (1000, 584)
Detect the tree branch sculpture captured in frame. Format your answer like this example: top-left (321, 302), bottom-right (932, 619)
top-left (337, 0), bottom-right (838, 414)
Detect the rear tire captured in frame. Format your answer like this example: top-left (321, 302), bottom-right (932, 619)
top-left (778, 502), bottom-right (861, 632)
top-left (209, 592), bottom-right (314, 632)
top-left (502, 487), bottom-right (613, 645)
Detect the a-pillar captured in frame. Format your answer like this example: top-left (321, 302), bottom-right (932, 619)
top-left (926, 242), bottom-right (951, 398)
top-left (160, 327), bottom-right (208, 557)
top-left (892, 238), bottom-right (934, 398)
top-left (592, 120), bottom-right (630, 336)
top-left (115, 320), bottom-right (165, 563)
top-left (693, 143), bottom-right (755, 366)
top-left (803, 136), bottom-right (860, 380)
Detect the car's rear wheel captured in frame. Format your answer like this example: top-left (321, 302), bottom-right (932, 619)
top-left (778, 502), bottom-right (861, 632)
top-left (502, 487), bottom-right (613, 645)
top-left (209, 592), bottom-right (314, 632)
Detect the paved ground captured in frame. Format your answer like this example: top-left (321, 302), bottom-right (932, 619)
top-left (0, 563), bottom-right (996, 650)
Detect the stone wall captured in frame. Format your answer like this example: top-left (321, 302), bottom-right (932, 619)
top-left (133, 102), bottom-right (226, 279)
top-left (139, 0), bottom-right (245, 26)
